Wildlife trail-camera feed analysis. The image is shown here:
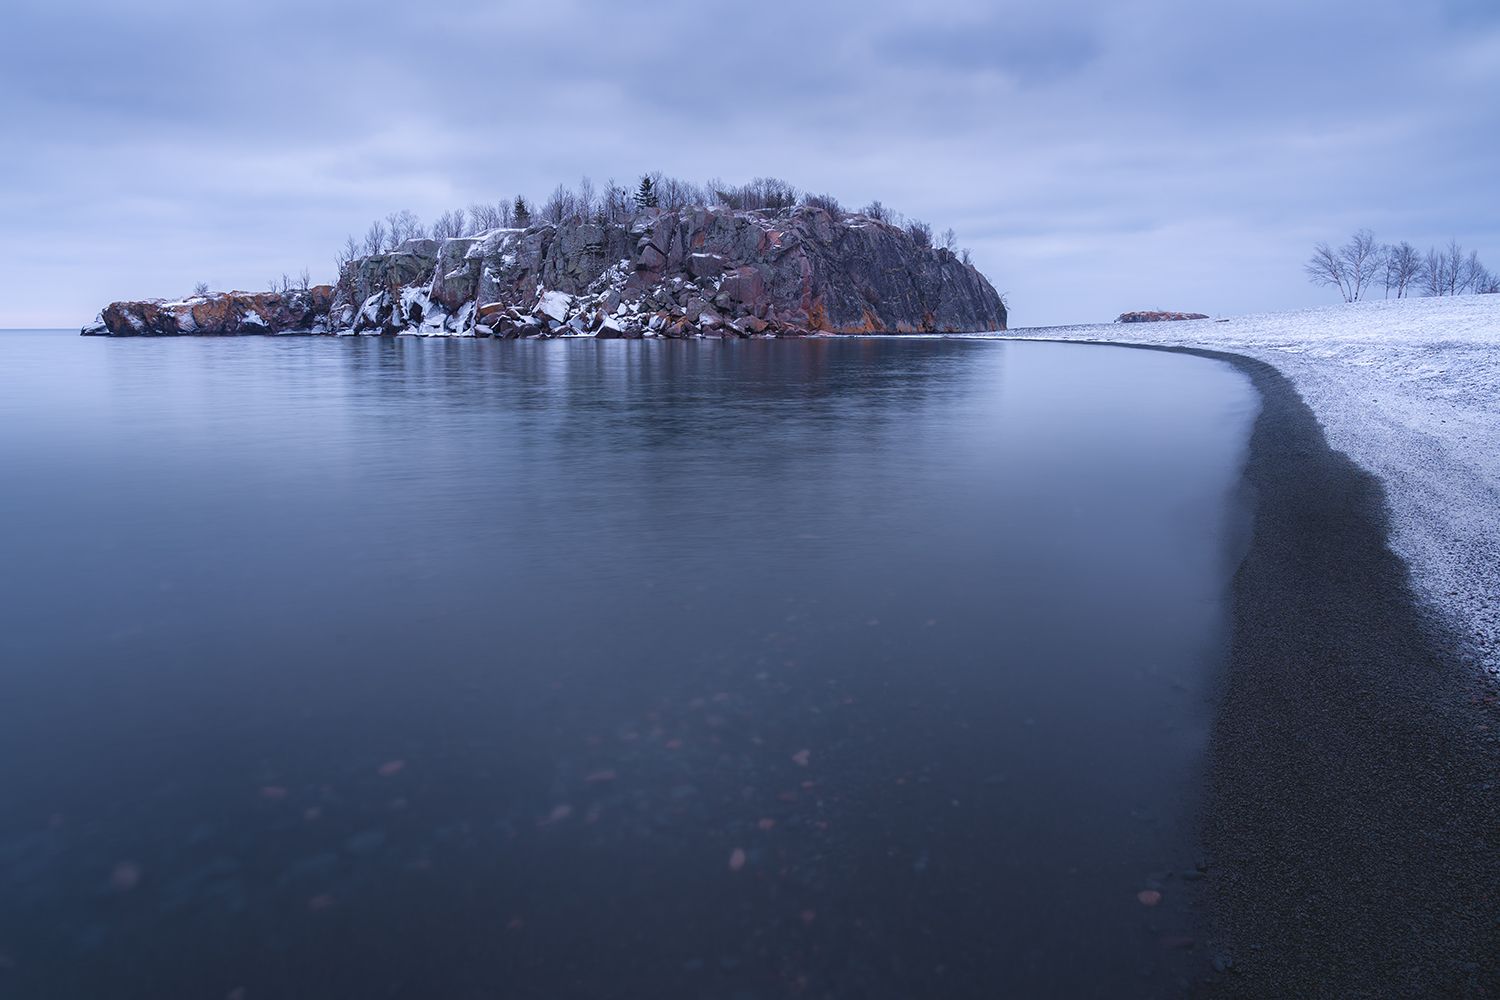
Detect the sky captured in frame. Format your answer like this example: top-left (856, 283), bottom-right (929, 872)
top-left (3, 0), bottom-right (1498, 328)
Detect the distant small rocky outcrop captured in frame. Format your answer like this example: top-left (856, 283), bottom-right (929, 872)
top-left (84, 206), bottom-right (1007, 338)
top-left (82, 287), bottom-right (335, 337)
top-left (1116, 310), bottom-right (1210, 324)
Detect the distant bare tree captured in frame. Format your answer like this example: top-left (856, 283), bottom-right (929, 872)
top-left (961, 248), bottom-right (973, 266)
top-left (1421, 245), bottom-right (1446, 296)
top-left (1477, 267), bottom-right (1500, 294)
top-left (468, 202), bottom-right (502, 231)
top-left (542, 183), bottom-right (574, 224)
top-left (602, 180), bottom-right (632, 224)
top-left (650, 174), bottom-right (703, 211)
top-left (298, 267), bottom-right (311, 291)
top-left (432, 208), bottom-right (470, 240)
top-left (336, 234), bottom-right (360, 272)
top-left (755, 177), bottom-right (799, 211)
top-left (1443, 239), bottom-right (1466, 296)
top-left (940, 227), bottom-right (958, 251)
top-left (1384, 241), bottom-right (1423, 298)
top-left (905, 219), bottom-right (933, 248)
top-left (709, 176), bottom-right (800, 212)
top-left (362, 220), bottom-right (388, 256)
top-left (1342, 229), bottom-right (1382, 301)
top-left (1459, 248), bottom-right (1484, 295)
top-left (192, 281), bottom-right (210, 297)
top-left (707, 176), bottom-right (740, 209)
top-left (1307, 230), bottom-right (1382, 302)
top-left (577, 176), bottom-right (596, 222)
top-left (802, 192), bottom-right (844, 216)
top-left (861, 200), bottom-right (891, 223)
top-left (385, 210), bottom-right (424, 248)
top-left (1306, 241), bottom-right (1351, 301)
top-left (1416, 239), bottom-right (1483, 297)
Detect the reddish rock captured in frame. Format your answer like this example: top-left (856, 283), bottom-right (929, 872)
top-left (89, 287), bottom-right (334, 336)
top-left (720, 266), bottom-right (766, 310)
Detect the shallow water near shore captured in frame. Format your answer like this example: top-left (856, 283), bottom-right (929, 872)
top-left (0, 332), bottom-right (1257, 998)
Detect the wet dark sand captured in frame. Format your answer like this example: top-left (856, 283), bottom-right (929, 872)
top-left (1142, 347), bottom-right (1500, 997)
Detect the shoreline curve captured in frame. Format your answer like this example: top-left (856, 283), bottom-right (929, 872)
top-left (1060, 342), bottom-right (1499, 997)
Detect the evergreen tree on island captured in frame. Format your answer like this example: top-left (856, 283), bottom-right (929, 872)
top-left (635, 175), bottom-right (659, 210)
top-left (513, 196), bottom-right (532, 229)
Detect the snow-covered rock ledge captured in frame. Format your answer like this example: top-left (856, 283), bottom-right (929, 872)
top-left (1005, 295), bottom-right (1500, 675)
top-left (83, 205), bottom-right (1007, 339)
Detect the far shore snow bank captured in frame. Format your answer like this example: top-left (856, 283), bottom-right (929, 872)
top-left (1004, 295), bottom-right (1500, 676)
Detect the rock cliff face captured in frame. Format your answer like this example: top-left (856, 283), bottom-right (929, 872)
top-left (85, 206), bottom-right (1006, 338)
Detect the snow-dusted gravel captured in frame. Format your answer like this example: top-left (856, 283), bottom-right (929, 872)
top-left (1003, 295), bottom-right (1500, 676)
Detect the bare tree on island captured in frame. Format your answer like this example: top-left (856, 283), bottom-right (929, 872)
top-left (468, 202), bottom-right (503, 231)
top-left (542, 183), bottom-right (575, 224)
top-left (336, 234), bottom-right (360, 274)
top-left (384, 210), bottom-right (424, 248)
top-left (577, 176), bottom-right (596, 222)
top-left (362, 220), bottom-right (387, 257)
top-left (431, 209), bottom-right (468, 240)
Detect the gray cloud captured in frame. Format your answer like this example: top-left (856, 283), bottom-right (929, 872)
top-left (2, 0), bottom-right (1496, 327)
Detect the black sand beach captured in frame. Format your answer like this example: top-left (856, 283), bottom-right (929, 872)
top-left (1159, 348), bottom-right (1500, 997)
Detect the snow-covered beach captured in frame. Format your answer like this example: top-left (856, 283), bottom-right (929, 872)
top-left (1007, 295), bottom-right (1500, 676)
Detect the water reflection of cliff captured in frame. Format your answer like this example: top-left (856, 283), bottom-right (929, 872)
top-left (331, 336), bottom-right (1000, 467)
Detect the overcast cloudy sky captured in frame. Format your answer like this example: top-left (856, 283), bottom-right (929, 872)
top-left (3, 0), bottom-right (1497, 327)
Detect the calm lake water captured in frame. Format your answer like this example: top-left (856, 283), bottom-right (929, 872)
top-left (0, 331), bottom-right (1257, 998)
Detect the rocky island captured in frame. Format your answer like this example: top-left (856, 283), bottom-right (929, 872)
top-left (1116, 310), bottom-right (1210, 323)
top-left (83, 201), bottom-right (1007, 339)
